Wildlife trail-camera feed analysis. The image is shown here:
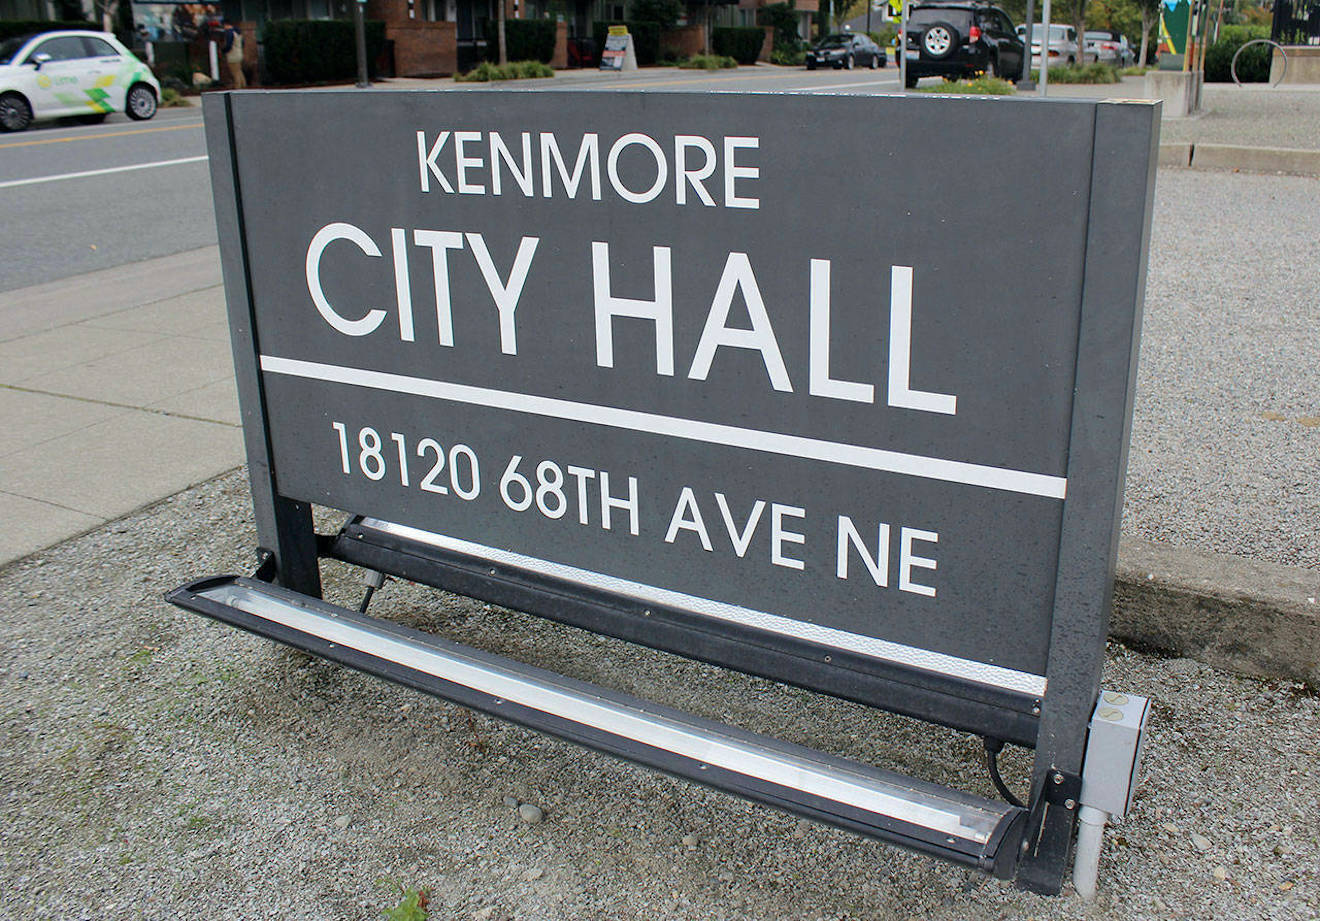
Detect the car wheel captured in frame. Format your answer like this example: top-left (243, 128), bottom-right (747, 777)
top-left (1067, 55), bottom-right (1076, 66)
top-left (125, 84), bottom-right (157, 121)
top-left (845, 54), bottom-right (855, 70)
top-left (904, 71), bottom-right (918, 89)
top-left (0, 92), bottom-right (32, 133)
top-left (921, 23), bottom-right (958, 60)
top-left (869, 52), bottom-right (878, 69)
top-left (806, 60), bottom-right (816, 70)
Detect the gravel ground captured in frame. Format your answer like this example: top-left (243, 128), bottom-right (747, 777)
top-left (1, 472), bottom-right (1318, 920)
top-left (1123, 169), bottom-right (1320, 571)
top-left (1160, 85), bottom-right (1320, 150)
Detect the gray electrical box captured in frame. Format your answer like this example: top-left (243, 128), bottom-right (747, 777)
top-left (1080, 691), bottom-right (1151, 818)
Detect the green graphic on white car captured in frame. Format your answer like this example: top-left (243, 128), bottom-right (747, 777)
top-left (0, 29), bottom-right (160, 132)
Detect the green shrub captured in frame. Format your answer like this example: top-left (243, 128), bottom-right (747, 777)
top-left (678, 54), bottom-right (738, 69)
top-left (262, 19), bottom-right (386, 85)
top-left (712, 26), bottom-right (764, 64)
top-left (867, 27), bottom-right (897, 47)
top-left (771, 46), bottom-right (805, 66)
top-left (455, 59), bottom-right (554, 81)
top-left (0, 19), bottom-right (96, 42)
top-left (592, 21), bottom-right (661, 65)
top-left (159, 87), bottom-right (191, 107)
top-left (1119, 64), bottom-right (1150, 76)
top-left (915, 75), bottom-right (1016, 94)
top-left (1204, 24), bottom-right (1270, 82)
top-left (1030, 62), bottom-right (1119, 83)
top-left (757, 2), bottom-right (804, 58)
top-left (481, 19), bottom-right (557, 63)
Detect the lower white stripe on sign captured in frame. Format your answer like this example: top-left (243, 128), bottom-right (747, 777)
top-left (361, 518), bottom-right (1049, 697)
top-left (260, 355), bottom-right (1067, 499)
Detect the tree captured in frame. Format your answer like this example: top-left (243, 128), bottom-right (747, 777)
top-left (1086, 0), bottom-right (1160, 63)
top-left (631, 0), bottom-right (685, 28)
top-left (497, 0), bottom-right (507, 65)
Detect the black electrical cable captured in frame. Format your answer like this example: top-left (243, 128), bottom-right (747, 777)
top-left (982, 737), bottom-right (1026, 808)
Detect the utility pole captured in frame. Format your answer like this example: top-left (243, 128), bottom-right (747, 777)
top-left (497, 0), bottom-right (508, 65)
top-left (1018, 0), bottom-right (1036, 89)
top-left (353, 0), bottom-right (369, 87)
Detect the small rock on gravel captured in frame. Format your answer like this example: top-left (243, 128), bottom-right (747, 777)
top-left (517, 803), bottom-right (544, 824)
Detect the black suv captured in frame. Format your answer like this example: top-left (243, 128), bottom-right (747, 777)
top-left (903, 1), bottom-right (1025, 87)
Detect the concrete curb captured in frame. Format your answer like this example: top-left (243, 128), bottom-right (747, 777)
top-left (1113, 537), bottom-right (1320, 687)
top-left (1159, 142), bottom-right (1320, 176)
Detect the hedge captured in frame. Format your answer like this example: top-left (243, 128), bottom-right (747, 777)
top-left (482, 19), bottom-right (557, 63)
top-left (1204, 25), bottom-right (1270, 82)
top-left (591, 20), bottom-right (660, 66)
top-left (712, 26), bottom-right (762, 64)
top-left (262, 19), bottom-right (386, 85)
top-left (0, 19), bottom-right (97, 42)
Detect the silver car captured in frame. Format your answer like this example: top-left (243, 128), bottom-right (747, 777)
top-left (1016, 23), bottom-right (1094, 67)
top-left (1084, 30), bottom-right (1135, 67)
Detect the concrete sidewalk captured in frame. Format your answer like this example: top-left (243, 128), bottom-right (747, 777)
top-left (0, 248), bottom-right (241, 564)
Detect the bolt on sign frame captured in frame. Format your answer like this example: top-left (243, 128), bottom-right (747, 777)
top-left (169, 89), bottom-right (1159, 894)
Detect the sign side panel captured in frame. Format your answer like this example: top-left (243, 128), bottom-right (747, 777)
top-left (1018, 99), bottom-right (1161, 894)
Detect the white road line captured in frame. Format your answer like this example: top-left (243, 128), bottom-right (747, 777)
top-left (261, 355), bottom-right (1068, 499)
top-left (0, 155), bottom-right (209, 190)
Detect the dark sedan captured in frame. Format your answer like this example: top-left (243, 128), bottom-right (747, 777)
top-left (806, 33), bottom-right (886, 70)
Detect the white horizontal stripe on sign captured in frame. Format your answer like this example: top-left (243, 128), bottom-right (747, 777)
top-left (202, 579), bottom-right (1008, 842)
top-left (360, 518), bottom-right (1049, 697)
top-left (260, 356), bottom-right (1068, 499)
top-left (0, 155), bottom-right (209, 190)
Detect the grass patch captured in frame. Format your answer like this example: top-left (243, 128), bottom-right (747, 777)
top-left (159, 88), bottom-right (190, 107)
top-left (915, 75), bottom-right (1016, 95)
top-left (1119, 65), bottom-right (1150, 76)
top-left (1031, 62), bottom-right (1119, 83)
top-left (379, 879), bottom-right (430, 920)
top-left (678, 54), bottom-right (738, 70)
top-left (454, 60), bottom-right (554, 82)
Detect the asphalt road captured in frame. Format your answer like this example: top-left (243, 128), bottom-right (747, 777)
top-left (0, 106), bottom-right (211, 293)
top-left (0, 67), bottom-right (906, 293)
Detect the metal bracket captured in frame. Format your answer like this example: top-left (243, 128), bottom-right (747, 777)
top-left (1021, 767), bottom-right (1082, 859)
top-left (252, 548), bottom-right (277, 583)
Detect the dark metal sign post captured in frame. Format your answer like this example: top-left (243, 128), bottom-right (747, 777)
top-left (172, 89), bottom-right (1159, 896)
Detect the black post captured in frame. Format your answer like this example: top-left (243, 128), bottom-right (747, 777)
top-left (354, 0), bottom-right (370, 88)
top-left (1018, 0), bottom-right (1036, 89)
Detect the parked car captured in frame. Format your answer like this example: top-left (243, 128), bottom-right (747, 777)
top-left (0, 30), bottom-right (159, 133)
top-left (806, 32), bottom-right (887, 70)
top-left (1017, 23), bottom-right (1094, 68)
top-left (1084, 29), bottom-right (1135, 67)
top-left (902, 1), bottom-right (1025, 88)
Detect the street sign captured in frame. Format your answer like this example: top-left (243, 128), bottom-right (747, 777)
top-left (176, 89), bottom-right (1160, 894)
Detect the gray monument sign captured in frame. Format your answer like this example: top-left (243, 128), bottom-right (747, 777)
top-left (171, 89), bottom-right (1159, 895)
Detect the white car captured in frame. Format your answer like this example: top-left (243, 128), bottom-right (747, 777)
top-left (0, 30), bottom-right (160, 132)
top-left (1016, 23), bottom-right (1094, 67)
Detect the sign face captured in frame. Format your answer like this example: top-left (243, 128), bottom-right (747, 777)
top-left (218, 90), bottom-right (1156, 707)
